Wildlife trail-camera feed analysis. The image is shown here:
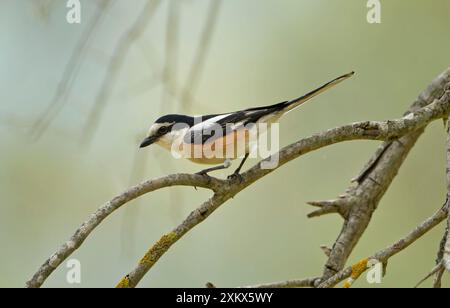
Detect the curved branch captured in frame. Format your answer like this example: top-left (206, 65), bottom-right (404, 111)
top-left (26, 174), bottom-right (224, 288)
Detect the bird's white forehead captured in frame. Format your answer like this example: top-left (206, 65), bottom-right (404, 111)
top-left (148, 121), bottom-right (190, 137)
top-left (148, 122), bottom-right (171, 135)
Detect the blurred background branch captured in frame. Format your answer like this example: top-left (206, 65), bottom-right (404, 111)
top-left (81, 0), bottom-right (161, 145)
top-left (180, 0), bottom-right (222, 112)
top-left (30, 0), bottom-right (112, 140)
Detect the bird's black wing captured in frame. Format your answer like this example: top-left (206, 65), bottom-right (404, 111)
top-left (184, 106), bottom-right (284, 145)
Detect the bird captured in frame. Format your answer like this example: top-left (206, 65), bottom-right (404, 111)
top-left (140, 72), bottom-right (355, 177)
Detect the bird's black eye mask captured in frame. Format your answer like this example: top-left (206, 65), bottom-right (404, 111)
top-left (156, 123), bottom-right (175, 137)
top-left (140, 123), bottom-right (175, 148)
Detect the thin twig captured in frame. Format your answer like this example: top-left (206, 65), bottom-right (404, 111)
top-left (443, 116), bottom-right (450, 272)
top-left (430, 116), bottom-right (450, 287)
top-left (319, 206), bottom-right (448, 288)
top-left (415, 261), bottom-right (444, 288)
top-left (433, 266), bottom-right (446, 288)
top-left (444, 212), bottom-right (450, 272)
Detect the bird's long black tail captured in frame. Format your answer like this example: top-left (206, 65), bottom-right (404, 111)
top-left (282, 71), bottom-right (355, 113)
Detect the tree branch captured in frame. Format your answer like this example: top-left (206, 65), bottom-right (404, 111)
top-left (27, 68), bottom-right (450, 288)
top-left (315, 68), bottom-right (450, 280)
top-left (444, 210), bottom-right (450, 272)
top-left (419, 114), bottom-right (450, 288)
top-left (443, 117), bottom-right (450, 273)
top-left (26, 174), bottom-right (224, 288)
top-left (428, 118), bottom-right (450, 288)
top-left (319, 205), bottom-right (448, 288)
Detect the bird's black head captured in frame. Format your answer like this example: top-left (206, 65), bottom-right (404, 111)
top-left (155, 114), bottom-right (195, 126)
top-left (139, 114), bottom-right (194, 148)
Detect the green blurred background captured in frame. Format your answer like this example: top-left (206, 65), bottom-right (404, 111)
top-left (0, 0), bottom-right (449, 288)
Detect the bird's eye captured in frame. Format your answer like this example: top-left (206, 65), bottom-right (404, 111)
top-left (158, 126), bottom-right (169, 134)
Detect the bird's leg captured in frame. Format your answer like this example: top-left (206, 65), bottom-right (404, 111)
top-left (228, 153), bottom-right (249, 180)
top-left (196, 159), bottom-right (232, 176)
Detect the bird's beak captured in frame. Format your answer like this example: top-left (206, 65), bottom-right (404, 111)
top-left (140, 136), bottom-right (157, 148)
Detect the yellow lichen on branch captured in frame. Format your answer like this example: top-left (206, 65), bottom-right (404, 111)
top-left (343, 258), bottom-right (369, 288)
top-left (115, 232), bottom-right (178, 288)
top-left (115, 275), bottom-right (130, 288)
top-left (139, 232), bottom-right (178, 266)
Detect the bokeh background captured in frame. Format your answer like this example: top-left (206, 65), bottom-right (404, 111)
top-left (1, 0), bottom-right (449, 288)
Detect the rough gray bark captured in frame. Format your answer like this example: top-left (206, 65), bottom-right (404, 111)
top-left (317, 68), bottom-right (450, 281)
